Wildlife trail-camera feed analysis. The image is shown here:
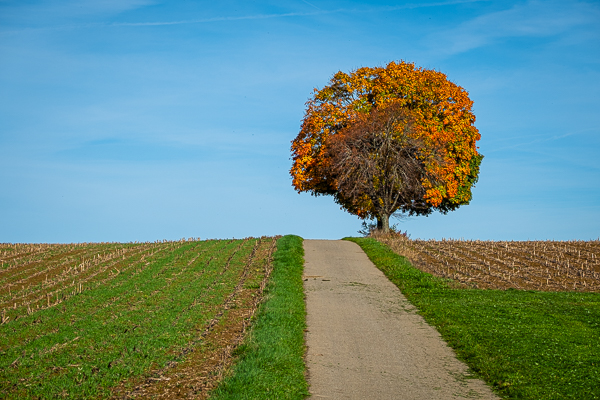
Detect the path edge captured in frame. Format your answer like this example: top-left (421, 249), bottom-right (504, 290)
top-left (344, 236), bottom-right (503, 398)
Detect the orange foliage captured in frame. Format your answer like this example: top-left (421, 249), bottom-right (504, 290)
top-left (290, 61), bottom-right (483, 218)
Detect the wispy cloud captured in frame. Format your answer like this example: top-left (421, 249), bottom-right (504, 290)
top-left (428, 0), bottom-right (600, 55)
top-left (1, 0), bottom-right (487, 33)
top-left (486, 128), bottom-right (597, 153)
top-left (110, 0), bottom-right (488, 27)
top-left (110, 11), bottom-right (326, 27)
top-left (301, 0), bottom-right (323, 11)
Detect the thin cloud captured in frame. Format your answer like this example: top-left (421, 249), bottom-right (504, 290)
top-left (112, 0), bottom-right (489, 27)
top-left (486, 128), bottom-right (597, 153)
top-left (1, 0), bottom-right (487, 33)
top-left (110, 11), bottom-right (327, 27)
top-left (428, 0), bottom-right (600, 55)
top-left (301, 0), bottom-right (323, 11)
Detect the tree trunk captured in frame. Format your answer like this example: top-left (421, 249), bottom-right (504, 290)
top-left (377, 214), bottom-right (390, 233)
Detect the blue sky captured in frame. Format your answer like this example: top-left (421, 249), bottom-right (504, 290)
top-left (1, 0), bottom-right (599, 242)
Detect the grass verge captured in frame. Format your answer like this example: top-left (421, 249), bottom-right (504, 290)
top-left (346, 237), bottom-right (600, 400)
top-left (210, 235), bottom-right (309, 399)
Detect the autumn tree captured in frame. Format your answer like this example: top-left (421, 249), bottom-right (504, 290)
top-left (290, 61), bottom-right (483, 233)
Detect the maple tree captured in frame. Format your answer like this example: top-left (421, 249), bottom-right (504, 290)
top-left (290, 61), bottom-right (483, 232)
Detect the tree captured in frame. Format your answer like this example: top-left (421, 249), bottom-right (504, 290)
top-left (290, 61), bottom-right (483, 232)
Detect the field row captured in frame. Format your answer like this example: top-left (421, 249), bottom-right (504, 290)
top-left (376, 236), bottom-right (600, 291)
top-left (0, 237), bottom-right (276, 399)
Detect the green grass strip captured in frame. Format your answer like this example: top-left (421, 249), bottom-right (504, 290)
top-left (346, 237), bottom-right (600, 400)
top-left (210, 235), bottom-right (309, 399)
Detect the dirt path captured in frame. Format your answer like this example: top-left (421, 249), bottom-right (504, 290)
top-left (303, 240), bottom-right (499, 399)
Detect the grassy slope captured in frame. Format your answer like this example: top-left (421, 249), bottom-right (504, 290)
top-left (347, 237), bottom-right (600, 400)
top-left (210, 235), bottom-right (309, 399)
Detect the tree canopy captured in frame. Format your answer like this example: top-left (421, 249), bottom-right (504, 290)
top-left (290, 61), bottom-right (483, 232)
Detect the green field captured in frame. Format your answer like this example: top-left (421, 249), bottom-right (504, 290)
top-left (0, 237), bottom-right (279, 398)
top-left (349, 237), bottom-right (600, 400)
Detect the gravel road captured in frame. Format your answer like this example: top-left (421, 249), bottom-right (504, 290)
top-left (303, 239), bottom-right (499, 399)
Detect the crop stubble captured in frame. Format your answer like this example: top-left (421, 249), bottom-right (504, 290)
top-left (0, 237), bottom-right (276, 399)
top-left (375, 235), bottom-right (600, 291)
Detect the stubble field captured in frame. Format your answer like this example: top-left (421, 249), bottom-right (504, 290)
top-left (375, 235), bottom-right (600, 292)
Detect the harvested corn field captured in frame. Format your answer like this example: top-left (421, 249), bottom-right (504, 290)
top-left (0, 237), bottom-right (276, 399)
top-left (375, 236), bottom-right (600, 292)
